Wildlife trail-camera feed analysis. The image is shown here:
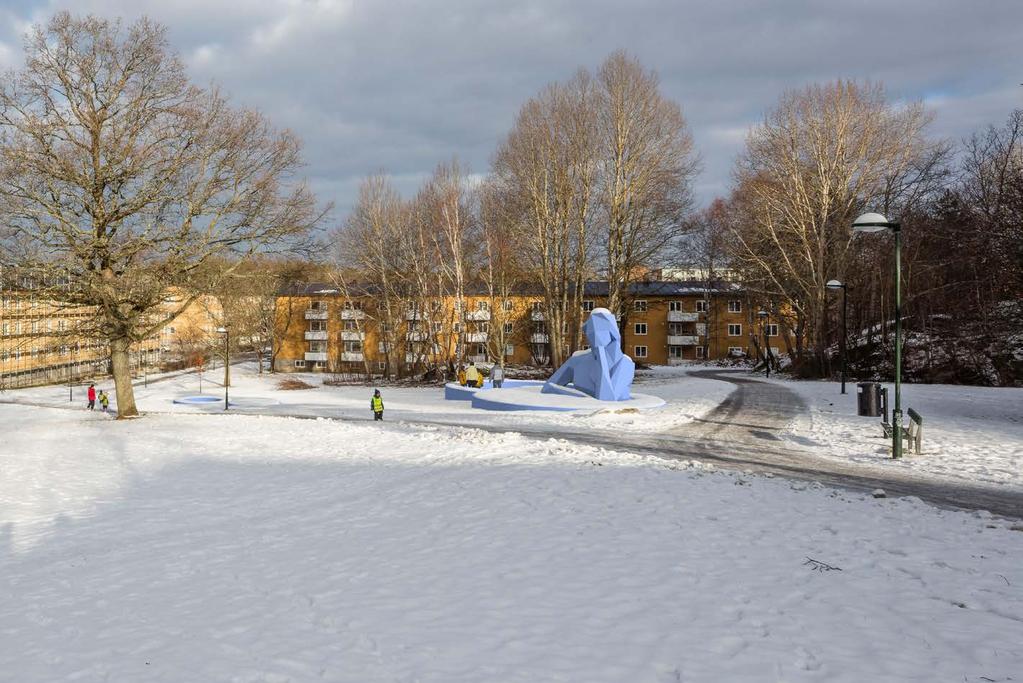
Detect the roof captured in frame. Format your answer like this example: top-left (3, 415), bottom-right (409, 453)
top-left (277, 279), bottom-right (743, 298)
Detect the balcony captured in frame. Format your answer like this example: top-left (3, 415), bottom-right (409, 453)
top-left (340, 330), bottom-right (364, 341)
top-left (695, 323), bottom-right (707, 336)
top-left (339, 352), bottom-right (363, 362)
top-left (667, 335), bottom-right (699, 346)
top-left (405, 309), bottom-right (429, 321)
top-left (530, 333), bottom-right (549, 344)
top-left (340, 309), bottom-right (365, 320)
top-left (465, 332), bottom-right (488, 343)
top-left (304, 352), bottom-right (328, 362)
top-left (667, 311), bottom-right (699, 323)
top-left (304, 309), bottom-right (328, 320)
top-left (530, 310), bottom-right (544, 321)
top-left (304, 330), bottom-right (328, 341)
top-left (465, 309), bottom-right (491, 321)
top-left (406, 330), bottom-right (429, 342)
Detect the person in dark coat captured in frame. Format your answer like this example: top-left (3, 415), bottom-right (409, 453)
top-left (370, 389), bottom-right (384, 421)
top-left (87, 383), bottom-right (96, 410)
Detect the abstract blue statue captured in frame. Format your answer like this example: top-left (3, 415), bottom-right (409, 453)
top-left (542, 308), bottom-right (635, 401)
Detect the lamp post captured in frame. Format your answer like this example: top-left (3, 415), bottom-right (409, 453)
top-left (217, 326), bottom-right (230, 411)
top-left (852, 212), bottom-right (902, 459)
top-left (757, 310), bottom-right (771, 378)
top-left (825, 279), bottom-right (848, 395)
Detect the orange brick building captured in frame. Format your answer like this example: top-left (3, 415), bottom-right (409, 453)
top-left (274, 280), bottom-right (793, 374)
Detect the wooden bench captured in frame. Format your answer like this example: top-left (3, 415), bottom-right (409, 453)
top-left (881, 408), bottom-right (923, 454)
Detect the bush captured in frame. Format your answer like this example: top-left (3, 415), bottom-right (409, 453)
top-left (277, 378), bottom-right (316, 391)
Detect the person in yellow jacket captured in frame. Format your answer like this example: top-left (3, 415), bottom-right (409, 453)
top-left (465, 362), bottom-right (480, 387)
top-left (370, 389), bottom-right (384, 421)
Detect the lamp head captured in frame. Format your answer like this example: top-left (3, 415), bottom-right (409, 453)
top-left (825, 279), bottom-right (844, 290)
top-left (852, 212), bottom-right (895, 233)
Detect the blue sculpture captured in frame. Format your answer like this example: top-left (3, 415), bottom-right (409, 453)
top-left (542, 307), bottom-right (635, 401)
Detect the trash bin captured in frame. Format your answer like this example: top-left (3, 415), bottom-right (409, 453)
top-left (857, 382), bottom-right (882, 417)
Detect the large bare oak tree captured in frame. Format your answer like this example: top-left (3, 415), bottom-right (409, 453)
top-left (0, 14), bottom-right (324, 416)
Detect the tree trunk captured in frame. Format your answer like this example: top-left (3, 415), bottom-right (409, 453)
top-left (110, 337), bottom-right (139, 418)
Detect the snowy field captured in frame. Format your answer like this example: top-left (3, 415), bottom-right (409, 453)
top-left (781, 377), bottom-right (1023, 491)
top-left (2, 362), bottom-right (735, 436)
top-left (1, 404), bottom-right (1021, 681)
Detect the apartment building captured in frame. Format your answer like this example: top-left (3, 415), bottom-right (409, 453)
top-left (0, 284), bottom-right (220, 389)
top-left (274, 280), bottom-right (793, 374)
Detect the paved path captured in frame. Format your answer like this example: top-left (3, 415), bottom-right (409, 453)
top-left (572, 370), bottom-right (1023, 519)
top-left (412, 370), bottom-right (1022, 518)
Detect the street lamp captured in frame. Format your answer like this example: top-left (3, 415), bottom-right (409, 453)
top-left (756, 310), bottom-right (771, 378)
top-left (825, 279), bottom-right (848, 395)
top-left (217, 326), bottom-right (230, 411)
top-left (852, 212), bottom-right (903, 459)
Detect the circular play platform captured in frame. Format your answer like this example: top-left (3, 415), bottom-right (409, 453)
top-left (465, 384), bottom-right (666, 413)
top-left (172, 395), bottom-right (222, 405)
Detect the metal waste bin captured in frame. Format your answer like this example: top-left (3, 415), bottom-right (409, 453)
top-left (857, 382), bottom-right (882, 417)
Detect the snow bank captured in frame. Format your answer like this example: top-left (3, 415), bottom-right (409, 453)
top-left (781, 378), bottom-right (1023, 490)
top-left (1, 405), bottom-right (1021, 681)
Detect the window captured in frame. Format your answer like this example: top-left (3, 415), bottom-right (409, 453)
top-left (315, 361), bottom-right (327, 369)
top-left (168, 326), bottom-right (176, 334)
top-left (453, 322), bottom-right (461, 333)
top-left (294, 359), bottom-right (306, 368)
top-left (669, 301), bottom-right (683, 312)
top-left (532, 301), bottom-right (543, 312)
top-left (432, 322), bottom-right (444, 333)
top-left (668, 346), bottom-right (683, 359)
top-left (310, 320), bottom-right (327, 331)
top-left (696, 300), bottom-right (708, 312)
top-left (503, 322), bottom-right (513, 334)
top-left (582, 300), bottom-right (595, 312)
top-left (308, 341), bottom-right (327, 352)
top-left (343, 319), bottom-right (358, 331)
top-left (477, 300), bottom-right (489, 311)
top-left (311, 300), bottom-right (325, 310)
top-left (728, 346), bottom-right (744, 357)
top-left (766, 324), bottom-right (779, 337)
top-left (728, 323), bottom-right (742, 336)
top-left (503, 299), bottom-right (513, 311)
top-left (634, 300), bottom-right (647, 312)
top-left (634, 345), bottom-right (648, 358)
top-left (431, 300), bottom-right (442, 311)
top-left (504, 344), bottom-right (514, 357)
top-left (634, 322), bottom-right (647, 335)
top-left (696, 346), bottom-right (706, 359)
top-left (1, 323), bottom-right (7, 336)
top-left (728, 300), bottom-right (742, 313)
top-left (343, 300), bottom-right (363, 310)
top-left (377, 362), bottom-right (386, 371)
top-left (343, 340), bottom-right (362, 353)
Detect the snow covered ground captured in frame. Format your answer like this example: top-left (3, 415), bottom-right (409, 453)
top-left (2, 362), bottom-right (735, 437)
top-left (781, 377), bottom-right (1023, 491)
top-left (1, 404), bottom-right (1021, 681)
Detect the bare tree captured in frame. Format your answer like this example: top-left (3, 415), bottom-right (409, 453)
top-left (597, 51), bottom-right (699, 324)
top-left (492, 71), bottom-right (597, 367)
top-left (336, 175), bottom-right (408, 378)
top-left (728, 80), bottom-right (946, 373)
top-left (0, 14), bottom-right (325, 416)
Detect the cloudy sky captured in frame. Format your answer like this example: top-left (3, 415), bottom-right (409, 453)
top-left (1, 0), bottom-right (1020, 220)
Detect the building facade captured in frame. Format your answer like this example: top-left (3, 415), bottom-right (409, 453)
top-left (274, 281), bottom-right (792, 374)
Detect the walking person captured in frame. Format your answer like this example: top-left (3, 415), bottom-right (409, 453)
top-left (87, 383), bottom-right (96, 410)
top-left (98, 390), bottom-right (110, 413)
top-left (465, 361), bottom-right (480, 388)
top-left (491, 364), bottom-right (504, 389)
top-left (370, 389), bottom-right (384, 421)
